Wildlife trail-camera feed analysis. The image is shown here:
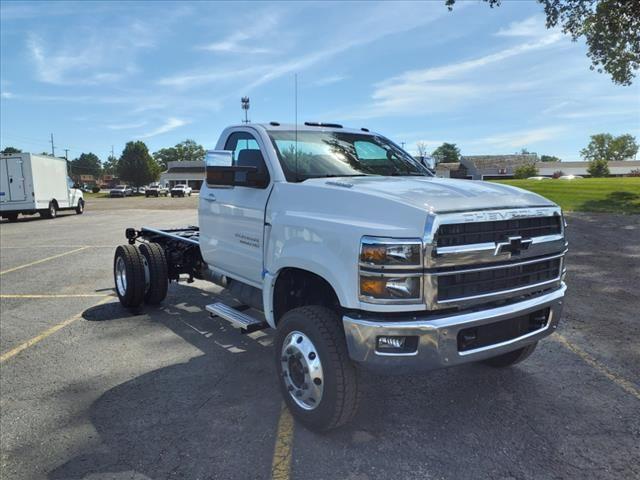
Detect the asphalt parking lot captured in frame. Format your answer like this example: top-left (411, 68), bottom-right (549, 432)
top-left (1, 197), bottom-right (639, 480)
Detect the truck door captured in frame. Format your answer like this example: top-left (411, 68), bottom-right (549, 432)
top-left (199, 131), bottom-right (272, 286)
top-left (67, 177), bottom-right (79, 206)
top-left (5, 157), bottom-right (26, 202)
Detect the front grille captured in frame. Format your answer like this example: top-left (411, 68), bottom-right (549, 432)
top-left (436, 216), bottom-right (561, 247)
top-left (438, 257), bottom-right (561, 301)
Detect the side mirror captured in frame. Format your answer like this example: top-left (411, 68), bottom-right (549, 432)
top-left (73, 183), bottom-right (81, 189)
top-left (206, 165), bottom-right (268, 188)
top-left (205, 150), bottom-right (269, 188)
top-left (422, 155), bottom-right (436, 172)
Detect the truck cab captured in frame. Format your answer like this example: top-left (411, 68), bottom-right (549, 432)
top-left (115, 123), bottom-right (567, 430)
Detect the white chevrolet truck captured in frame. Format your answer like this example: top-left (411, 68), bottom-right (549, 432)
top-left (114, 122), bottom-right (567, 431)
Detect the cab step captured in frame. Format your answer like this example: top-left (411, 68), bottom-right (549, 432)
top-left (206, 302), bottom-right (269, 333)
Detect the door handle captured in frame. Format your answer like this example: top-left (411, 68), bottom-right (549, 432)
top-left (204, 193), bottom-right (216, 202)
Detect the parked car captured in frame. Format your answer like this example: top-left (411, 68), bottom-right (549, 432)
top-left (559, 175), bottom-right (583, 180)
top-left (136, 186), bottom-right (146, 194)
top-left (113, 122), bottom-right (568, 431)
top-left (528, 176), bottom-right (550, 180)
top-left (1, 153), bottom-right (85, 221)
top-left (170, 184), bottom-right (192, 197)
top-left (146, 183), bottom-right (169, 197)
top-left (110, 185), bottom-right (133, 197)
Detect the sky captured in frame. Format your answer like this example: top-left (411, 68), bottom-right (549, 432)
top-left (1, 0), bottom-right (639, 162)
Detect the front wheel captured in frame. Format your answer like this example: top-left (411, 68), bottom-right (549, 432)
top-left (275, 306), bottom-right (360, 431)
top-left (75, 199), bottom-right (84, 214)
top-left (482, 342), bottom-right (538, 368)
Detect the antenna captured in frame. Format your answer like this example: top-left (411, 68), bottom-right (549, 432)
top-left (295, 73), bottom-right (298, 182)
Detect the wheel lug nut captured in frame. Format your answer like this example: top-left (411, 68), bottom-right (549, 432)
top-left (308, 352), bottom-right (316, 360)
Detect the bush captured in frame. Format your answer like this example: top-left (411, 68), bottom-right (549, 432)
top-left (587, 159), bottom-right (610, 177)
top-left (514, 163), bottom-right (539, 179)
top-left (91, 186), bottom-right (101, 193)
top-left (552, 170), bottom-right (564, 179)
top-left (629, 168), bottom-right (640, 177)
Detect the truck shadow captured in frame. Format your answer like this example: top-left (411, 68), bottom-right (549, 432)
top-left (47, 282), bottom-right (624, 480)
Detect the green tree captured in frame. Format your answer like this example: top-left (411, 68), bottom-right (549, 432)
top-left (580, 133), bottom-right (638, 162)
top-left (587, 159), bottom-right (610, 177)
top-left (153, 139), bottom-right (205, 169)
top-left (514, 163), bottom-right (539, 179)
top-left (1, 146), bottom-right (22, 154)
top-left (540, 155), bottom-right (562, 162)
top-left (446, 0), bottom-right (640, 85)
top-left (119, 141), bottom-right (161, 187)
top-left (102, 155), bottom-right (119, 175)
top-left (432, 143), bottom-right (461, 163)
top-left (70, 152), bottom-right (102, 178)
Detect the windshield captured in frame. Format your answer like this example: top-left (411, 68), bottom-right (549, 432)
top-left (268, 130), bottom-right (431, 182)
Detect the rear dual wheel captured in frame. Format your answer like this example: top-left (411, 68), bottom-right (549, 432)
top-left (113, 242), bottom-right (168, 309)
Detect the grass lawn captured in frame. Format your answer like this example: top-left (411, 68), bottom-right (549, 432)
top-left (492, 178), bottom-right (640, 214)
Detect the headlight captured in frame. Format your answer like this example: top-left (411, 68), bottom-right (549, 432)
top-left (360, 274), bottom-right (421, 300)
top-left (360, 237), bottom-right (421, 268)
top-left (359, 237), bottom-right (423, 304)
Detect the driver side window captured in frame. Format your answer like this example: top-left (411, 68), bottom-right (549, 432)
top-left (225, 132), bottom-right (261, 165)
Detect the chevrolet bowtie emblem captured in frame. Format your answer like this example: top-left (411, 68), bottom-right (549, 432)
top-left (495, 236), bottom-right (532, 256)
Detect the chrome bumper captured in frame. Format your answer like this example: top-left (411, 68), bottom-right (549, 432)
top-left (343, 284), bottom-right (566, 373)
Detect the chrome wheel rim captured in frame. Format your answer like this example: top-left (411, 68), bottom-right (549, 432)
top-left (281, 331), bottom-right (324, 410)
top-left (115, 256), bottom-right (127, 296)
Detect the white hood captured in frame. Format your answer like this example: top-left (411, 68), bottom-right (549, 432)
top-left (306, 176), bottom-right (555, 213)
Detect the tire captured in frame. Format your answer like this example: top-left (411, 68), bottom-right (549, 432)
top-left (75, 198), bottom-right (84, 214)
top-left (113, 244), bottom-right (145, 309)
top-left (41, 201), bottom-right (57, 219)
top-left (6, 213), bottom-right (18, 222)
top-left (482, 342), bottom-right (538, 368)
top-left (138, 242), bottom-right (168, 305)
top-left (275, 306), bottom-right (360, 431)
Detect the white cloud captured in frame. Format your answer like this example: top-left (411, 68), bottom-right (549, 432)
top-left (140, 118), bottom-right (188, 138)
top-left (312, 75), bottom-right (347, 87)
top-left (1, 91), bottom-right (14, 99)
top-left (106, 121), bottom-right (147, 130)
top-left (157, 66), bottom-right (264, 88)
top-left (163, 3), bottom-right (445, 91)
top-left (496, 15), bottom-right (548, 37)
top-left (198, 13), bottom-right (279, 54)
top-left (472, 126), bottom-right (566, 149)
top-left (349, 34), bottom-right (564, 119)
top-left (26, 20), bottom-right (155, 86)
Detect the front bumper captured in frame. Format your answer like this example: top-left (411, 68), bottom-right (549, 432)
top-left (343, 284), bottom-right (566, 373)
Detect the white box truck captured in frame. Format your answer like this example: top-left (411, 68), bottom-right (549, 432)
top-left (0, 153), bottom-right (85, 222)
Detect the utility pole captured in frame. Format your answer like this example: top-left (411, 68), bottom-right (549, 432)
top-left (401, 141), bottom-right (406, 150)
top-left (111, 145), bottom-right (115, 159)
top-left (64, 148), bottom-right (69, 161)
top-left (50, 133), bottom-right (55, 157)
